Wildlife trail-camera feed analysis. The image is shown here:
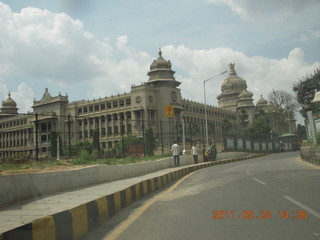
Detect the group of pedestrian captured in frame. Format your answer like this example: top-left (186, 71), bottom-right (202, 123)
top-left (171, 141), bottom-right (217, 167)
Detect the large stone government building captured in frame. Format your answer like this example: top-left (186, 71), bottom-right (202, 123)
top-left (0, 49), bottom-right (295, 158)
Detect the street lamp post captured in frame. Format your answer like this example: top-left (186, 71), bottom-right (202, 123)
top-left (203, 70), bottom-right (228, 146)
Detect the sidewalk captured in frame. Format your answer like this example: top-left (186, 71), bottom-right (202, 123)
top-left (0, 153), bottom-right (264, 240)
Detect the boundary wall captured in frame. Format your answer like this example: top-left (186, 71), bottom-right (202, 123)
top-left (0, 152), bottom-right (267, 240)
top-left (0, 152), bottom-right (249, 208)
top-left (300, 146), bottom-right (320, 165)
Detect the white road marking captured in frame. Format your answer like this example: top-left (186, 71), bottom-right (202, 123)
top-left (252, 177), bottom-right (266, 185)
top-left (283, 195), bottom-right (320, 220)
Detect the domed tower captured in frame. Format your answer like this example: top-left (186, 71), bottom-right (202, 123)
top-left (237, 87), bottom-right (255, 124)
top-left (131, 49), bottom-right (183, 144)
top-left (144, 48), bottom-right (182, 107)
top-left (0, 92), bottom-right (18, 116)
top-left (147, 48), bottom-right (178, 85)
top-left (217, 63), bottom-right (247, 111)
top-left (256, 95), bottom-right (269, 113)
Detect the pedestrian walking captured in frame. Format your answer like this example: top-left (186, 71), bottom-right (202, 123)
top-left (191, 144), bottom-right (198, 164)
top-left (171, 141), bottom-right (180, 167)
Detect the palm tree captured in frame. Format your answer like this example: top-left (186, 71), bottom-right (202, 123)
top-left (239, 110), bottom-right (249, 123)
top-left (222, 119), bottom-right (232, 135)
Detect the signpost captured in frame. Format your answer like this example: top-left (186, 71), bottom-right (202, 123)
top-left (165, 105), bottom-right (174, 118)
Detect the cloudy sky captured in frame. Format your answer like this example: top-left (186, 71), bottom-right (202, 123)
top-left (0, 0), bottom-right (319, 123)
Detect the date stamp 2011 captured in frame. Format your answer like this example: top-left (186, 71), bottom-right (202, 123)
top-left (211, 210), bottom-right (308, 220)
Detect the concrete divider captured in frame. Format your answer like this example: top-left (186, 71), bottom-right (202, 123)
top-left (0, 153), bottom-right (268, 240)
top-left (0, 152), bottom-right (250, 208)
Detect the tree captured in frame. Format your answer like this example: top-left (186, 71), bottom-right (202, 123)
top-left (114, 135), bottom-right (143, 157)
top-left (92, 129), bottom-right (100, 152)
top-left (293, 68), bottom-right (320, 117)
top-left (222, 119), bottom-right (232, 135)
top-left (296, 124), bottom-right (307, 140)
top-left (244, 116), bottom-right (271, 140)
top-left (268, 89), bottom-right (299, 111)
top-left (50, 130), bottom-right (57, 157)
top-left (145, 128), bottom-right (155, 156)
top-left (190, 122), bottom-right (200, 135)
top-left (70, 141), bottom-right (92, 156)
top-left (239, 109), bottom-right (249, 123)
top-left (189, 122), bottom-right (200, 143)
top-left (208, 121), bottom-right (215, 136)
top-left (50, 130), bottom-right (63, 158)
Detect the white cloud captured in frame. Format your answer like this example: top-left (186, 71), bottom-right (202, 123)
top-left (0, 1), bottom-right (319, 125)
top-left (0, 82), bottom-right (34, 113)
top-left (11, 83), bottom-right (34, 113)
top-left (161, 45), bottom-right (319, 109)
top-left (0, 2), bottom-right (112, 84)
top-left (295, 29), bottom-right (320, 42)
top-left (204, 0), bottom-right (320, 22)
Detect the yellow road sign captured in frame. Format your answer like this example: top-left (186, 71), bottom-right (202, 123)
top-left (165, 105), bottom-right (174, 118)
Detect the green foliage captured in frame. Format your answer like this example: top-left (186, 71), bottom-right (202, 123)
top-left (59, 135), bottom-right (63, 156)
top-left (222, 119), bottom-right (232, 134)
top-left (50, 130), bottom-right (57, 157)
top-left (114, 135), bottom-right (143, 157)
top-left (208, 122), bottom-right (215, 134)
top-left (92, 129), bottom-right (100, 152)
top-left (296, 124), bottom-right (307, 140)
top-left (70, 141), bottom-right (92, 156)
top-left (293, 68), bottom-right (320, 117)
top-left (239, 110), bottom-right (249, 122)
top-left (49, 131), bottom-right (63, 157)
top-left (72, 150), bottom-right (91, 164)
top-left (145, 128), bottom-right (155, 156)
top-left (91, 149), bottom-right (100, 160)
top-left (244, 116), bottom-right (271, 140)
top-left (190, 123), bottom-right (200, 135)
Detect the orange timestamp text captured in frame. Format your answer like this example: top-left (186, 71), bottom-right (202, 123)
top-left (211, 210), bottom-right (308, 220)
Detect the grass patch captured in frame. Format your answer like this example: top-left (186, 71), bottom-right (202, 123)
top-left (0, 154), bottom-right (172, 173)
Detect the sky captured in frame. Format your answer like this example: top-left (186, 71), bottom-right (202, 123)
top-left (0, 0), bottom-right (319, 123)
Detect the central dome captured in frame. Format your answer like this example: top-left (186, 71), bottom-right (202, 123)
top-left (221, 63), bottom-right (247, 93)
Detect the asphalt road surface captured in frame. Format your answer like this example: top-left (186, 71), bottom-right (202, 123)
top-left (81, 152), bottom-right (320, 240)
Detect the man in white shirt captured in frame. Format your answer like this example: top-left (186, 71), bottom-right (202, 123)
top-left (171, 141), bottom-right (180, 167)
top-left (191, 144), bottom-right (198, 164)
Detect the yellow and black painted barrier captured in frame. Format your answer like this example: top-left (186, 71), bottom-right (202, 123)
top-left (0, 153), bottom-right (268, 240)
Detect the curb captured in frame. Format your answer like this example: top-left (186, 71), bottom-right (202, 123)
top-left (0, 153), bottom-right (268, 240)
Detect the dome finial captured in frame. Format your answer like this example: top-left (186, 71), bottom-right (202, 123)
top-left (158, 48), bottom-right (162, 57)
top-left (229, 63), bottom-right (236, 75)
top-left (8, 91), bottom-right (11, 98)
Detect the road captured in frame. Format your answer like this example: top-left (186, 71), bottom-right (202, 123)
top-left (81, 152), bottom-right (320, 240)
